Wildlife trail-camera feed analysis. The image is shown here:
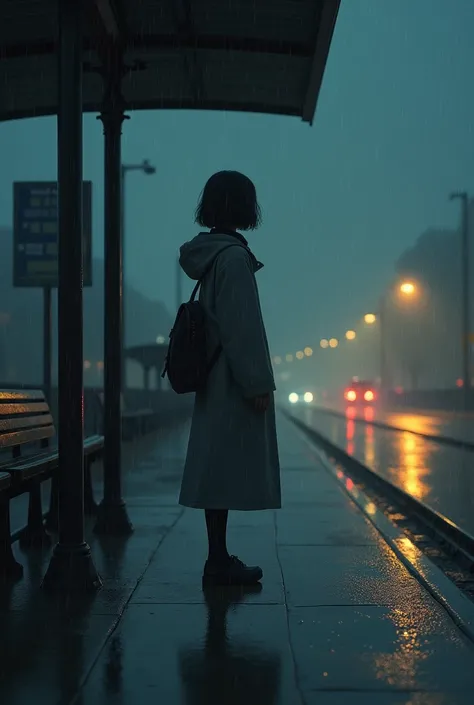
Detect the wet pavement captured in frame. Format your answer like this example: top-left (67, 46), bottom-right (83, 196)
top-left (8, 429), bottom-right (169, 535)
top-left (294, 405), bottom-right (474, 537)
top-left (2, 416), bottom-right (474, 704)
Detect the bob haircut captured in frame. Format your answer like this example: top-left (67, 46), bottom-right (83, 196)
top-left (195, 170), bottom-right (262, 231)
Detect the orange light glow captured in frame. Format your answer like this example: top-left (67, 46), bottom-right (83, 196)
top-left (364, 390), bottom-right (375, 402)
top-left (400, 281), bottom-right (416, 296)
top-left (345, 389), bottom-right (357, 402)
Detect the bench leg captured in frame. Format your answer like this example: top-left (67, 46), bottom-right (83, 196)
top-left (19, 484), bottom-right (51, 549)
top-left (84, 458), bottom-right (98, 515)
top-left (0, 499), bottom-right (23, 581)
top-left (44, 473), bottom-right (59, 532)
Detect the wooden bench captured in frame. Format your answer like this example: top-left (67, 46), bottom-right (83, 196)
top-left (0, 389), bottom-right (104, 581)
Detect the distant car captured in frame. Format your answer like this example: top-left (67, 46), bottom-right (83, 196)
top-left (344, 379), bottom-right (377, 404)
top-left (288, 390), bottom-right (314, 405)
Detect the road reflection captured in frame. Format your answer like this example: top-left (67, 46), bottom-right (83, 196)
top-left (397, 432), bottom-right (431, 501)
top-left (333, 401), bottom-right (474, 444)
top-left (300, 407), bottom-right (474, 537)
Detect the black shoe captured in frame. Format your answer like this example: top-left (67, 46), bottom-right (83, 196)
top-left (203, 555), bottom-right (263, 586)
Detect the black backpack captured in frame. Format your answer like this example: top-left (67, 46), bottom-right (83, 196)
top-left (161, 244), bottom-right (243, 394)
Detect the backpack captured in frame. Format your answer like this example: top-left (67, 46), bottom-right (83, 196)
top-left (161, 244), bottom-right (243, 394)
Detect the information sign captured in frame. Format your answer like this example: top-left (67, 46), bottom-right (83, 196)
top-left (13, 181), bottom-right (92, 287)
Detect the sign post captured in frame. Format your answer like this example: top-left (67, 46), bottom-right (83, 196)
top-left (13, 181), bottom-right (92, 400)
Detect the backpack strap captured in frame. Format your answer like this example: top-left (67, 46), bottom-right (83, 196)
top-left (190, 242), bottom-right (247, 373)
top-left (189, 243), bottom-right (247, 301)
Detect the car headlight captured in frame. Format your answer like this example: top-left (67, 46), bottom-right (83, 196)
top-left (289, 393), bottom-right (299, 404)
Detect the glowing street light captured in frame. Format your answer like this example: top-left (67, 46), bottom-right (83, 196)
top-left (329, 338), bottom-right (338, 348)
top-left (399, 281), bottom-right (416, 296)
top-left (274, 356), bottom-right (282, 365)
top-left (320, 339), bottom-right (329, 349)
top-left (345, 330), bottom-right (356, 341)
top-left (304, 347), bottom-right (313, 356)
top-left (296, 351), bottom-right (304, 360)
top-left (364, 313), bottom-right (377, 325)
top-left (286, 354), bottom-right (293, 362)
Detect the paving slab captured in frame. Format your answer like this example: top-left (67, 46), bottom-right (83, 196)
top-left (80, 598), bottom-right (300, 705)
top-left (289, 603), bottom-right (474, 692)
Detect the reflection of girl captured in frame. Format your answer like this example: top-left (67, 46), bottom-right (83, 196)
top-left (178, 171), bottom-right (281, 586)
top-left (179, 585), bottom-right (281, 705)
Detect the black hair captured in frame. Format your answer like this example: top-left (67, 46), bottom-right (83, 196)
top-left (195, 170), bottom-right (262, 231)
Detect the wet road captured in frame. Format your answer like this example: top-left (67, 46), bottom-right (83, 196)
top-left (293, 405), bottom-right (474, 537)
top-left (316, 402), bottom-right (474, 445)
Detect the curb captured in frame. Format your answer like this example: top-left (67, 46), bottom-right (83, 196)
top-left (293, 422), bottom-right (474, 646)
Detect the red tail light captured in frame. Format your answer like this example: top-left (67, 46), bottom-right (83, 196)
top-left (345, 389), bottom-right (357, 402)
top-left (364, 390), bottom-right (375, 401)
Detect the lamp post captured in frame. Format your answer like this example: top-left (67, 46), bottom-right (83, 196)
top-left (120, 159), bottom-right (156, 388)
top-left (449, 192), bottom-right (470, 409)
top-left (366, 280), bottom-right (418, 402)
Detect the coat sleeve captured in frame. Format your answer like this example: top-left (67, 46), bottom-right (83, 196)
top-left (214, 251), bottom-right (276, 399)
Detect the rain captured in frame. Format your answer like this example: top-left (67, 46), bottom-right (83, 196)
top-left (1, 1), bottom-right (474, 704)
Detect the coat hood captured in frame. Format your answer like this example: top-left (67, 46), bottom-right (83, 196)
top-left (179, 230), bottom-right (262, 281)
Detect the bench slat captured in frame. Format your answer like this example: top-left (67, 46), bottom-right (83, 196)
top-left (2, 434), bottom-right (103, 485)
top-left (0, 426), bottom-right (55, 449)
top-left (0, 389), bottom-right (45, 403)
top-left (0, 401), bottom-right (50, 416)
top-left (0, 414), bottom-right (54, 435)
top-left (6, 455), bottom-right (58, 484)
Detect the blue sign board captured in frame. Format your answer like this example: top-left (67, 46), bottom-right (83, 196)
top-left (13, 181), bottom-right (92, 287)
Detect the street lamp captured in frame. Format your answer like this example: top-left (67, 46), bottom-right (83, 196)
top-left (121, 159), bottom-right (156, 387)
top-left (379, 280), bottom-right (417, 398)
top-left (449, 191), bottom-right (470, 408)
top-left (399, 281), bottom-right (416, 296)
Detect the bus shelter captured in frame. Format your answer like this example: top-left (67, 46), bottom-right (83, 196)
top-left (0, 0), bottom-right (340, 589)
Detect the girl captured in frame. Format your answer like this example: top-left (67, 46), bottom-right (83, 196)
top-left (178, 170), bottom-right (281, 586)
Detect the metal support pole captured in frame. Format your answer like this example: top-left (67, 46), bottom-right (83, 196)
top-left (43, 286), bottom-right (52, 403)
top-left (94, 44), bottom-right (133, 535)
top-left (43, 0), bottom-right (101, 591)
top-left (461, 195), bottom-right (470, 409)
top-left (120, 165), bottom-right (126, 390)
top-left (379, 294), bottom-right (388, 404)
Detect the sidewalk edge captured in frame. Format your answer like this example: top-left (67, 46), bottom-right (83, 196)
top-left (294, 424), bottom-right (474, 646)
